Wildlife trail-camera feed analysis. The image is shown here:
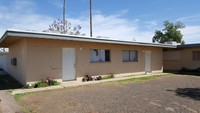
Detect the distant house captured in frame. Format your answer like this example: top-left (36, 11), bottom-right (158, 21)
top-left (0, 29), bottom-right (199, 85)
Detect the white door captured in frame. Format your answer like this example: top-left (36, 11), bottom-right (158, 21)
top-left (145, 51), bottom-right (151, 74)
top-left (62, 48), bottom-right (76, 81)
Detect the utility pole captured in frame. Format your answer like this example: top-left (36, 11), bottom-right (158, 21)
top-left (90, 0), bottom-right (93, 37)
top-left (63, 0), bottom-right (66, 33)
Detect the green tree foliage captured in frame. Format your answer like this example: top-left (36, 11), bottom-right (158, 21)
top-left (152, 20), bottom-right (185, 44)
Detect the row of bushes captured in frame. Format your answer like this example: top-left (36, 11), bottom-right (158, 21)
top-left (24, 77), bottom-right (60, 89)
top-left (24, 74), bottom-right (115, 88)
top-left (24, 74), bottom-right (114, 89)
top-left (82, 74), bottom-right (115, 82)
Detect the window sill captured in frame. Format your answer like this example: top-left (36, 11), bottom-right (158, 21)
top-left (90, 61), bottom-right (111, 63)
top-left (122, 61), bottom-right (138, 62)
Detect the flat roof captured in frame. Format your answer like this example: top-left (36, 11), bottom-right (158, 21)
top-left (0, 29), bottom-right (177, 48)
top-left (177, 43), bottom-right (200, 48)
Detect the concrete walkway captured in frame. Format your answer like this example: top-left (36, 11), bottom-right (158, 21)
top-left (11, 73), bottom-right (169, 95)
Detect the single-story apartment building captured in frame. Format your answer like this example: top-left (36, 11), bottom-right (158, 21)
top-left (164, 44), bottom-right (200, 71)
top-left (0, 29), bottom-right (199, 85)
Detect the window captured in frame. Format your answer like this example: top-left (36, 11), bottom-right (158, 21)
top-left (193, 51), bottom-right (200, 60)
top-left (122, 50), bottom-right (138, 62)
top-left (90, 49), bottom-right (110, 62)
top-left (11, 58), bottom-right (17, 66)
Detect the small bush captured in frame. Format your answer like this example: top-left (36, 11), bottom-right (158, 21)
top-left (82, 75), bottom-right (102, 82)
top-left (24, 77), bottom-right (60, 89)
top-left (101, 74), bottom-right (115, 80)
top-left (36, 80), bottom-right (49, 88)
top-left (82, 75), bottom-right (94, 82)
top-left (49, 80), bottom-right (60, 86)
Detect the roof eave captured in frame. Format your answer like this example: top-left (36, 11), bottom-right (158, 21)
top-left (1, 29), bottom-right (177, 48)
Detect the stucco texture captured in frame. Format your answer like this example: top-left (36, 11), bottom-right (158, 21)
top-left (164, 47), bottom-right (200, 71)
top-left (8, 38), bottom-right (27, 85)
top-left (8, 38), bottom-right (163, 84)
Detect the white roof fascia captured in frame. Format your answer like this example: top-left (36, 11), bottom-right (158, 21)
top-left (3, 29), bottom-right (177, 48)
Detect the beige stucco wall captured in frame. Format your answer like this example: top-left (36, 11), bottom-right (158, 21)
top-left (25, 38), bottom-right (163, 83)
top-left (8, 38), bottom-right (27, 85)
top-left (164, 47), bottom-right (200, 70)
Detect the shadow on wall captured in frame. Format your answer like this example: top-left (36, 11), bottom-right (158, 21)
top-left (167, 88), bottom-right (200, 101)
top-left (0, 69), bottom-right (23, 90)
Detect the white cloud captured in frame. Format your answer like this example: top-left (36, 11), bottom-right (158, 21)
top-left (177, 15), bottom-right (200, 22)
top-left (48, 0), bottom-right (63, 9)
top-left (181, 26), bottom-right (200, 43)
top-left (69, 12), bottom-right (155, 42)
top-left (177, 14), bottom-right (200, 43)
top-left (0, 0), bottom-right (54, 33)
top-left (0, 0), bottom-right (155, 43)
top-left (0, 1), bottom-right (199, 44)
top-left (144, 20), bottom-right (158, 30)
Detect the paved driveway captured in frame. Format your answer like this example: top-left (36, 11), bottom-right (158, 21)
top-left (19, 75), bottom-right (200, 113)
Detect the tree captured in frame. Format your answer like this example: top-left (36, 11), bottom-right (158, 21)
top-left (152, 20), bottom-right (185, 44)
top-left (43, 19), bottom-right (85, 36)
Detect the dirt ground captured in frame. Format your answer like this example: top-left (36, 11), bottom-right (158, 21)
top-left (19, 75), bottom-right (200, 113)
top-left (0, 90), bottom-right (21, 113)
top-left (0, 69), bottom-right (22, 113)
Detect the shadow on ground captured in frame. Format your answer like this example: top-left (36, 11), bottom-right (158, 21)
top-left (0, 69), bottom-right (23, 90)
top-left (164, 70), bottom-right (200, 76)
top-left (167, 88), bottom-right (200, 101)
top-left (175, 72), bottom-right (200, 76)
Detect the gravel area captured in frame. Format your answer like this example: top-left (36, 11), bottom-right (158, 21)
top-left (19, 75), bottom-right (200, 113)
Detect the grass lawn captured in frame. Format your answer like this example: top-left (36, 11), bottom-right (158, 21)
top-left (105, 74), bottom-right (174, 85)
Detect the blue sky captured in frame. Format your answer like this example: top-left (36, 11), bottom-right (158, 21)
top-left (0, 0), bottom-right (200, 43)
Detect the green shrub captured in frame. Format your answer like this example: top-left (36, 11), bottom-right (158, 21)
top-left (23, 77), bottom-right (60, 89)
top-left (36, 80), bottom-right (49, 87)
top-left (49, 80), bottom-right (60, 86)
top-left (101, 74), bottom-right (115, 80)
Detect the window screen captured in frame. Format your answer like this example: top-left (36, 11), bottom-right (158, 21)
top-left (90, 49), bottom-right (110, 62)
top-left (122, 50), bottom-right (138, 62)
